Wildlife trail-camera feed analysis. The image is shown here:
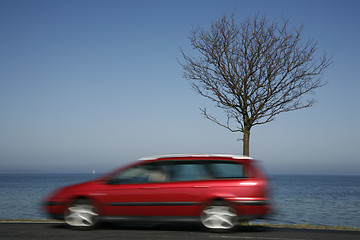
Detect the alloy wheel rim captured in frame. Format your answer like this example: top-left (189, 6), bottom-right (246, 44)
top-left (64, 204), bottom-right (99, 227)
top-left (200, 205), bottom-right (237, 229)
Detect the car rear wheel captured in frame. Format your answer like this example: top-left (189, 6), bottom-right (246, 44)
top-left (64, 199), bottom-right (99, 229)
top-left (200, 200), bottom-right (238, 232)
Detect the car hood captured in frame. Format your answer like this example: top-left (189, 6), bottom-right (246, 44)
top-left (46, 180), bottom-right (102, 200)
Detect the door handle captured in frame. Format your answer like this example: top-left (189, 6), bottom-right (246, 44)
top-left (141, 187), bottom-right (159, 189)
top-left (193, 186), bottom-right (209, 188)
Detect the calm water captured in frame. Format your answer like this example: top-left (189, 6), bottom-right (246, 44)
top-left (0, 173), bottom-right (359, 228)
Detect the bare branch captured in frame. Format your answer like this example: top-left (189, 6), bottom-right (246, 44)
top-left (200, 108), bottom-right (243, 133)
top-left (180, 13), bottom-right (332, 155)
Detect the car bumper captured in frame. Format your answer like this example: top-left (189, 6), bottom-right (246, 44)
top-left (42, 201), bottom-right (67, 220)
top-left (226, 197), bottom-right (273, 218)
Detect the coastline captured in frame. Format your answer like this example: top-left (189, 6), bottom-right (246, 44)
top-left (1, 174), bottom-right (359, 228)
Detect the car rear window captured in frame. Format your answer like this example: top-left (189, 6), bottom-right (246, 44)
top-left (207, 162), bottom-right (245, 179)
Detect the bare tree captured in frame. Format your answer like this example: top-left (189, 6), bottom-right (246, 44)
top-left (180, 14), bottom-right (332, 156)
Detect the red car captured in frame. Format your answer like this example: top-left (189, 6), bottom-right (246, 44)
top-left (43, 154), bottom-right (272, 231)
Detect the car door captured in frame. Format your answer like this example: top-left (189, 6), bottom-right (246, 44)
top-left (147, 161), bottom-right (212, 216)
top-left (99, 161), bottom-right (211, 217)
top-left (99, 162), bottom-right (165, 216)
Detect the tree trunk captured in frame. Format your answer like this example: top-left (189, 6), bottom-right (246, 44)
top-left (242, 128), bottom-right (250, 156)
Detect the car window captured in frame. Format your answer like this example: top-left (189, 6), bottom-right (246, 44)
top-left (207, 162), bottom-right (245, 179)
top-left (107, 160), bottom-right (246, 184)
top-left (169, 163), bottom-right (209, 181)
top-left (108, 163), bottom-right (168, 184)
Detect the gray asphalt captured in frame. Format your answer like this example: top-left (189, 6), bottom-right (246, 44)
top-left (0, 223), bottom-right (359, 240)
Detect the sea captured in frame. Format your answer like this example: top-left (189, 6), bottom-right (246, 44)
top-left (0, 173), bottom-right (359, 228)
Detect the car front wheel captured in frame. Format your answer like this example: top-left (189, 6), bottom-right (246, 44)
top-left (200, 201), bottom-right (238, 232)
top-left (64, 199), bottom-right (99, 229)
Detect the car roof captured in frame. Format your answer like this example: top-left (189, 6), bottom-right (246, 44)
top-left (139, 154), bottom-right (252, 161)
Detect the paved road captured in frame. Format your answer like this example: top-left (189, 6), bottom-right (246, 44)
top-left (0, 223), bottom-right (359, 240)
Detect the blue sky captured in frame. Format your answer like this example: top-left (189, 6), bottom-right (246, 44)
top-left (1, 0), bottom-right (359, 175)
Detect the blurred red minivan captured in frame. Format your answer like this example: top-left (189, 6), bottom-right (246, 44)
top-left (43, 154), bottom-right (272, 231)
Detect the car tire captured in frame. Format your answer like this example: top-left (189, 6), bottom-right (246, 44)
top-left (200, 200), bottom-right (238, 232)
top-left (64, 198), bottom-right (99, 230)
